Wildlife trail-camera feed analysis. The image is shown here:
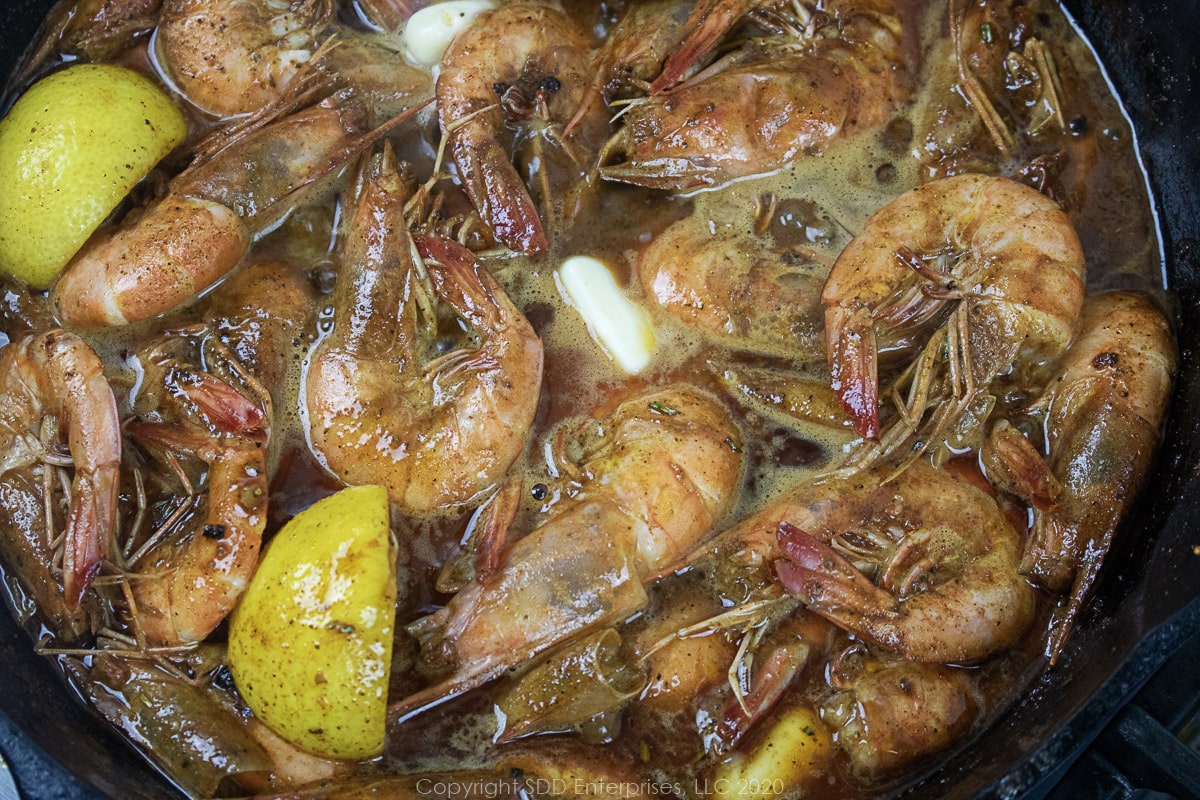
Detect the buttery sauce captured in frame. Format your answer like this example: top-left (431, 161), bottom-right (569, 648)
top-left (0, 0), bottom-right (1165, 797)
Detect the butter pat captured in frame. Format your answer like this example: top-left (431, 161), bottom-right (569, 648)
top-left (557, 256), bottom-right (657, 374)
top-left (403, 0), bottom-right (494, 66)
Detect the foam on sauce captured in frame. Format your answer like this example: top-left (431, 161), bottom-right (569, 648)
top-left (0, 0), bottom-right (1166, 796)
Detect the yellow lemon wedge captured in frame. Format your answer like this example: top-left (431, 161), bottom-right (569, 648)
top-left (0, 64), bottom-right (186, 287)
top-left (229, 485), bottom-right (396, 759)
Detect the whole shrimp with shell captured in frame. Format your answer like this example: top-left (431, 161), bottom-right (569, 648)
top-left (0, 330), bottom-right (121, 624)
top-left (600, 0), bottom-right (906, 190)
top-left (821, 173), bottom-right (1085, 472)
top-left (202, 258), bottom-right (318, 413)
top-left (391, 384), bottom-right (745, 723)
top-left (52, 91), bottom-right (421, 328)
top-left (435, 0), bottom-right (611, 254)
top-left (983, 291), bottom-right (1176, 662)
top-left (122, 330), bottom-right (270, 646)
top-left (305, 146), bottom-right (543, 515)
top-left (693, 458), bottom-right (1035, 664)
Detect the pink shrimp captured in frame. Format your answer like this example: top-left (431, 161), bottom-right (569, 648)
top-left (699, 459), bottom-right (1035, 663)
top-left (1010, 291), bottom-right (1176, 661)
top-left (822, 173), bottom-right (1085, 452)
top-left (435, 1), bottom-right (609, 253)
top-left (391, 385), bottom-right (745, 722)
top-left (305, 148), bottom-right (543, 515)
top-left (0, 330), bottom-right (120, 609)
top-left (53, 95), bottom-right (420, 327)
top-left (600, 0), bottom-right (906, 189)
top-left (126, 332), bottom-right (269, 645)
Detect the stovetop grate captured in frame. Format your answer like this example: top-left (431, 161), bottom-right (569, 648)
top-left (1043, 629), bottom-right (1200, 800)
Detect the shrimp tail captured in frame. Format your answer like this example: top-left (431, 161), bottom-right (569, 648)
top-left (825, 304), bottom-right (880, 439)
top-left (711, 640), bottom-right (807, 755)
top-left (775, 521), bottom-right (898, 623)
top-left (453, 136), bottom-right (549, 254)
top-left (413, 235), bottom-right (477, 277)
top-left (175, 370), bottom-right (267, 440)
top-left (981, 421), bottom-right (1062, 513)
top-left (474, 478), bottom-right (521, 584)
top-left (1042, 540), bottom-right (1106, 664)
top-left (62, 471), bottom-right (116, 609)
top-left (417, 236), bottom-right (499, 324)
top-left (650, 0), bottom-right (753, 94)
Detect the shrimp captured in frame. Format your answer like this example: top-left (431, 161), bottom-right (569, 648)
top-left (700, 459), bottom-right (1035, 663)
top-left (638, 209), bottom-right (827, 362)
top-left (1011, 292), bottom-right (1176, 661)
top-left (436, 1), bottom-right (610, 253)
top-left (202, 258), bottom-right (318, 475)
top-left (600, 0), bottom-right (905, 189)
top-left (823, 654), bottom-right (982, 776)
top-left (569, 0), bottom-right (694, 123)
top-left (315, 33), bottom-right (434, 121)
top-left (53, 94), bottom-right (415, 328)
top-left (126, 334), bottom-right (269, 645)
top-left (155, 0), bottom-right (332, 117)
top-left (822, 173), bottom-right (1085, 458)
top-left (305, 148), bottom-right (543, 515)
top-left (391, 385), bottom-right (745, 721)
top-left (0, 330), bottom-right (121, 610)
top-left (203, 258), bottom-right (317, 407)
top-left (20, 0), bottom-right (161, 82)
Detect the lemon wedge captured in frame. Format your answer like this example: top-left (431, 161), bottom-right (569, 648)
top-left (0, 64), bottom-right (186, 287)
top-left (229, 485), bottom-right (396, 759)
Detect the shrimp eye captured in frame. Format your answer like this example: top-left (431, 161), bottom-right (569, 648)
top-left (539, 76), bottom-right (561, 93)
top-left (203, 523), bottom-right (227, 539)
top-left (492, 82), bottom-right (510, 98)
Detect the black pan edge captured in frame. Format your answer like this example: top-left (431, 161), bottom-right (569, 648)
top-left (0, 1), bottom-right (1198, 799)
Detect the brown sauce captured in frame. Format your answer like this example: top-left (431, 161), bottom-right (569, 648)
top-left (0, 0), bottom-right (1166, 797)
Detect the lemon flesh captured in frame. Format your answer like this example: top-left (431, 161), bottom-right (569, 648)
top-left (229, 485), bottom-right (396, 759)
top-left (0, 64), bottom-right (186, 287)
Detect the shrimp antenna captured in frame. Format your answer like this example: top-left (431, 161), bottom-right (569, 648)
top-left (950, 0), bottom-right (1015, 157)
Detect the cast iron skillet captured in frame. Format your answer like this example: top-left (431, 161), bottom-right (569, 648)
top-left (0, 1), bottom-right (1198, 798)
